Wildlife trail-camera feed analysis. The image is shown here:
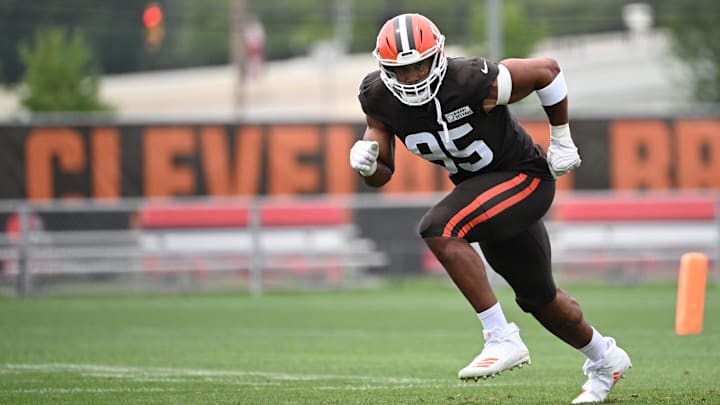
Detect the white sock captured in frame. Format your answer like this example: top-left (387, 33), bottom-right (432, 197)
top-left (578, 327), bottom-right (608, 363)
top-left (477, 302), bottom-right (509, 332)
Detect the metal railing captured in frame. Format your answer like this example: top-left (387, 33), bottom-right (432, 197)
top-left (0, 192), bottom-right (717, 297)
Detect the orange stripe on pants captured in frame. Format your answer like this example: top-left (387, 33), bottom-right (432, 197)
top-left (442, 173), bottom-right (528, 237)
top-left (457, 178), bottom-right (541, 238)
top-left (443, 174), bottom-right (540, 238)
top-left (442, 173), bottom-right (540, 238)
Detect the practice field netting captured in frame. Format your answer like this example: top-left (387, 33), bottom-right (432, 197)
top-left (1, 279), bottom-right (718, 404)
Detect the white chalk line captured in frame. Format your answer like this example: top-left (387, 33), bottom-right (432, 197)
top-left (4, 363), bottom-right (432, 382)
top-left (3, 387), bottom-right (176, 394)
top-left (1, 362), bottom-right (521, 394)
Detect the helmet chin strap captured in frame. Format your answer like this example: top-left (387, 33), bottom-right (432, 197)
top-left (433, 97), bottom-right (451, 145)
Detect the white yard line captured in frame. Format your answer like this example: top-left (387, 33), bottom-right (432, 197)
top-left (1, 362), bottom-right (523, 396)
top-left (3, 387), bottom-right (176, 394)
top-left (2, 362), bottom-right (444, 386)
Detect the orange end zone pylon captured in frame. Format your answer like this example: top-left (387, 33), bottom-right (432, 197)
top-left (675, 252), bottom-right (709, 335)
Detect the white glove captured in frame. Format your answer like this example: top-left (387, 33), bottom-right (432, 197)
top-left (546, 123), bottom-right (581, 178)
top-left (350, 140), bottom-right (379, 176)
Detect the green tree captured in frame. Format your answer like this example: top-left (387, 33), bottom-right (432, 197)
top-left (663, 1), bottom-right (720, 102)
top-left (466, 0), bottom-right (544, 59)
top-left (18, 27), bottom-right (112, 112)
top-left (174, 1), bottom-right (230, 66)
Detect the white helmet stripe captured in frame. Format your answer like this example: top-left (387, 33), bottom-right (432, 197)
top-left (397, 15), bottom-right (411, 52)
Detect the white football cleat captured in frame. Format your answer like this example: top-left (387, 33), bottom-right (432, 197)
top-left (571, 337), bottom-right (631, 404)
top-left (458, 322), bottom-right (531, 381)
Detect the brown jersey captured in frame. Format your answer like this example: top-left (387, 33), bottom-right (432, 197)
top-left (358, 56), bottom-right (553, 185)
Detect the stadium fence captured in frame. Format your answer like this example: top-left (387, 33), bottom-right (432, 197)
top-left (0, 191), bottom-right (718, 297)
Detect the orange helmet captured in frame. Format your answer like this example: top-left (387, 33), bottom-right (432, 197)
top-left (373, 13), bottom-right (447, 106)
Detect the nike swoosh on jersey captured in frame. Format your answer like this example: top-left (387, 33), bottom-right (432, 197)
top-left (480, 59), bottom-right (488, 74)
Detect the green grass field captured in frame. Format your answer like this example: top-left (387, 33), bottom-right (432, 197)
top-left (1, 278), bottom-right (719, 404)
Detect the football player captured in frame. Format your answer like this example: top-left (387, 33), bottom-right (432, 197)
top-left (350, 13), bottom-right (631, 404)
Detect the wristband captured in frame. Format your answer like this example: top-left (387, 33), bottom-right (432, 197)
top-left (550, 123), bottom-right (571, 140)
top-left (537, 71), bottom-right (567, 107)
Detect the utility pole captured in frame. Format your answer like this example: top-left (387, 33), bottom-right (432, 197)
top-left (486, 0), bottom-right (502, 62)
top-left (335, 0), bottom-right (352, 53)
top-left (231, 0), bottom-right (246, 114)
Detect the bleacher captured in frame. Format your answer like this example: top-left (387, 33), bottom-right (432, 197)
top-left (549, 193), bottom-right (718, 282)
top-left (136, 200), bottom-right (386, 290)
top-left (1, 192), bottom-right (717, 295)
top-left (0, 199), bottom-right (387, 295)
top-left (419, 193), bottom-right (718, 283)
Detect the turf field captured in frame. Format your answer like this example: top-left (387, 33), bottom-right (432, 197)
top-left (1, 278), bottom-right (718, 404)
